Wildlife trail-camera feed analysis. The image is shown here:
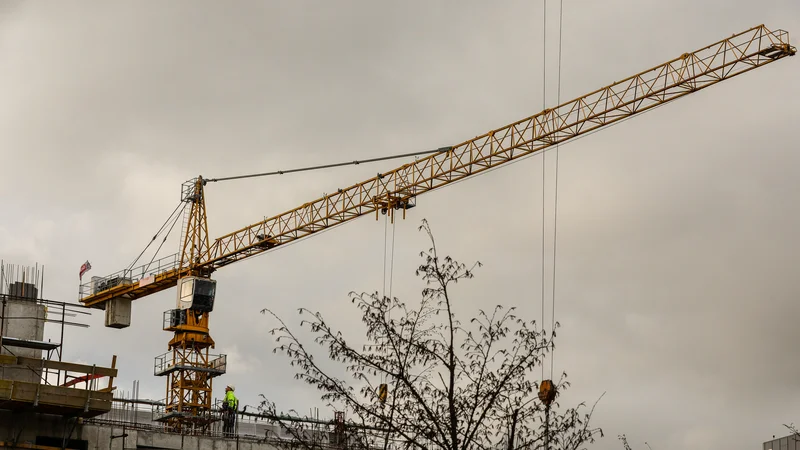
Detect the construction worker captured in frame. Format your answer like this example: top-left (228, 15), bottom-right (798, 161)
top-left (221, 385), bottom-right (239, 435)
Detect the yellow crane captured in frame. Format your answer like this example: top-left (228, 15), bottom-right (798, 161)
top-left (79, 24), bottom-right (794, 433)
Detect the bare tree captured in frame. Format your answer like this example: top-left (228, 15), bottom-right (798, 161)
top-left (261, 219), bottom-right (603, 450)
top-left (256, 400), bottom-right (376, 450)
top-left (783, 423), bottom-right (800, 441)
top-left (617, 435), bottom-right (652, 450)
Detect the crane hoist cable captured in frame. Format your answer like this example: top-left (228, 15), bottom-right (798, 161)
top-left (383, 213), bottom-right (389, 300)
top-left (380, 213), bottom-right (388, 386)
top-left (380, 203), bottom-right (397, 303)
top-left (539, 1), bottom-right (565, 422)
top-left (540, 0), bottom-right (548, 383)
top-left (389, 218), bottom-right (396, 301)
top-left (383, 216), bottom-right (397, 302)
top-left (380, 178), bottom-right (399, 384)
top-left (540, 0), bottom-right (565, 383)
top-left (550, 0), bottom-right (564, 380)
top-left (379, 209), bottom-right (397, 388)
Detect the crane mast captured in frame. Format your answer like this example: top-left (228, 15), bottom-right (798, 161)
top-left (154, 177), bottom-right (219, 432)
top-left (179, 177), bottom-right (212, 276)
top-left (78, 24), bottom-right (795, 433)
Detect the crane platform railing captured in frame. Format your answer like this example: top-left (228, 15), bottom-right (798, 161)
top-left (79, 253), bottom-right (181, 301)
top-left (153, 351), bottom-right (227, 377)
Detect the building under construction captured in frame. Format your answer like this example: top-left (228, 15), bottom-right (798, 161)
top-left (0, 262), bottom-right (375, 450)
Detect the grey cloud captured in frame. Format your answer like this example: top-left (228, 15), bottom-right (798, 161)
top-left (1, 1), bottom-right (799, 449)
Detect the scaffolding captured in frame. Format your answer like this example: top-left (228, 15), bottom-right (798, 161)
top-left (89, 394), bottom-right (406, 450)
top-left (0, 261), bottom-right (117, 418)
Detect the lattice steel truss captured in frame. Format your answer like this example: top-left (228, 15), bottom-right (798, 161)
top-left (155, 310), bottom-right (226, 434)
top-left (179, 177), bottom-right (211, 275)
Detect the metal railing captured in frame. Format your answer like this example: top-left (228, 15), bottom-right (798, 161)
top-left (78, 253), bottom-right (181, 300)
top-left (162, 309), bottom-right (185, 331)
top-left (87, 396), bottom-right (414, 449)
top-left (153, 352), bottom-right (227, 377)
top-left (151, 397), bottom-right (219, 424)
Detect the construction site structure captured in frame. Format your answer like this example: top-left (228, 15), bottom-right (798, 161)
top-left (77, 24), bottom-right (796, 431)
top-left (0, 262), bottom-right (118, 447)
top-left (0, 262), bottom-right (320, 450)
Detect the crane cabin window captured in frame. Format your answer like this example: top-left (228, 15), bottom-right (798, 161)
top-left (176, 277), bottom-right (216, 312)
top-left (192, 279), bottom-right (216, 313)
top-left (177, 277), bottom-right (194, 310)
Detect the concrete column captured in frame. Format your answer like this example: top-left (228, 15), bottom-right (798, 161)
top-left (0, 285), bottom-right (47, 384)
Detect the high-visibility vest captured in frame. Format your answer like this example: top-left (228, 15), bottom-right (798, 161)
top-left (225, 391), bottom-right (239, 410)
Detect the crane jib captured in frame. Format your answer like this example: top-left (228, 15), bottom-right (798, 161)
top-left (78, 24), bottom-right (795, 310)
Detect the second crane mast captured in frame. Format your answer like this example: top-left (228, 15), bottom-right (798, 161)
top-left (79, 24), bottom-right (795, 432)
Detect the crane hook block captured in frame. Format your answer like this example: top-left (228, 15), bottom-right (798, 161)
top-left (538, 379), bottom-right (556, 406)
top-left (378, 383), bottom-right (388, 404)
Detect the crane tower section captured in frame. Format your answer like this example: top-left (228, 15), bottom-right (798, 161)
top-left (155, 177), bottom-right (225, 434)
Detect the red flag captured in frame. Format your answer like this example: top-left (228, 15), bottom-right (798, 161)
top-left (79, 261), bottom-right (92, 280)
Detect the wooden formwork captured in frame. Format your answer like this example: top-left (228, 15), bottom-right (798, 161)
top-left (0, 355), bottom-right (116, 418)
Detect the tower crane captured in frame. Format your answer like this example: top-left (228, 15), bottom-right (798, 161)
top-left (78, 24), bottom-right (794, 433)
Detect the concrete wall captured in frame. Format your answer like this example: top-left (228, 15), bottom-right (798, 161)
top-left (90, 407), bottom-right (283, 440)
top-left (763, 434), bottom-right (800, 450)
top-left (1, 297), bottom-right (47, 384)
top-left (1, 297), bottom-right (46, 357)
top-left (80, 426), bottom-right (280, 450)
top-left (0, 410), bottom-right (75, 445)
top-left (0, 410), bottom-right (280, 450)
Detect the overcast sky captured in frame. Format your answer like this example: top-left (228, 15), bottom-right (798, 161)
top-left (1, 1), bottom-right (799, 449)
